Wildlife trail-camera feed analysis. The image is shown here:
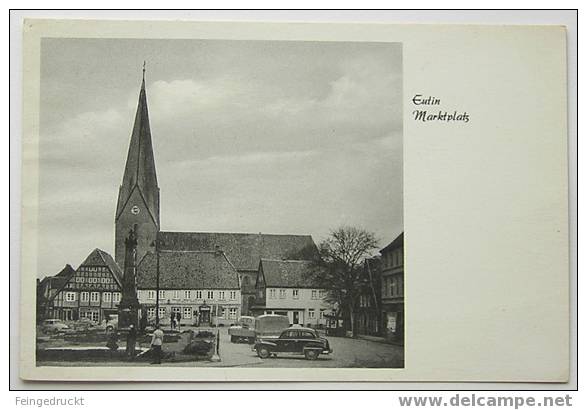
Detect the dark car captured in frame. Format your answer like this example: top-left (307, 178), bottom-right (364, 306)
top-left (254, 327), bottom-right (332, 360)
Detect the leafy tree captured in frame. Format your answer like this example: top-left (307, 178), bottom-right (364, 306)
top-left (308, 226), bottom-right (379, 337)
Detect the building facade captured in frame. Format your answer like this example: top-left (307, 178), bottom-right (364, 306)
top-left (380, 232), bottom-right (404, 343)
top-left (252, 259), bottom-right (334, 328)
top-left (37, 264), bottom-right (75, 321)
top-left (136, 249), bottom-right (241, 327)
top-left (356, 257), bottom-right (382, 336)
top-left (50, 249), bottom-right (123, 322)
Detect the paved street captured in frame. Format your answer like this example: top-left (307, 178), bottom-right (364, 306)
top-left (38, 327), bottom-right (404, 368)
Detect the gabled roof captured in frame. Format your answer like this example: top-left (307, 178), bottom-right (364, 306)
top-left (381, 232), bottom-right (404, 254)
top-left (158, 231), bottom-right (319, 271)
top-left (137, 250), bottom-right (240, 290)
top-left (51, 248), bottom-right (122, 300)
top-left (116, 78), bottom-right (159, 226)
top-left (259, 259), bottom-right (320, 288)
top-left (78, 248), bottom-right (123, 287)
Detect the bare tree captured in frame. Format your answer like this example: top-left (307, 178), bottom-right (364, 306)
top-left (308, 226), bottom-right (379, 337)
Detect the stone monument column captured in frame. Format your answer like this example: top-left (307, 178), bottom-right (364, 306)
top-left (118, 225), bottom-right (140, 329)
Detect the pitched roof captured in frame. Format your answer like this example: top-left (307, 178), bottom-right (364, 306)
top-left (51, 248), bottom-right (122, 299)
top-left (55, 264), bottom-right (76, 278)
top-left (158, 231), bottom-right (318, 271)
top-left (137, 250), bottom-right (240, 290)
top-left (381, 232), bottom-right (404, 254)
top-left (116, 78), bottom-right (159, 226)
top-left (77, 248), bottom-right (123, 287)
top-left (259, 259), bottom-right (320, 288)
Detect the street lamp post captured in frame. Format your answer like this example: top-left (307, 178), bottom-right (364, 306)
top-left (152, 232), bottom-right (162, 326)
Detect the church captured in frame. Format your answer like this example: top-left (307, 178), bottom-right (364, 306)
top-left (46, 72), bottom-right (328, 327)
top-left (112, 71), bottom-right (321, 326)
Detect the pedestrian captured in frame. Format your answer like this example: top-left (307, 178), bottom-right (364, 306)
top-left (150, 324), bottom-right (164, 365)
top-left (126, 324), bottom-right (137, 358)
top-left (170, 311), bottom-right (176, 330)
top-left (106, 328), bottom-right (118, 359)
top-left (139, 313), bottom-right (147, 333)
top-left (176, 312), bottom-right (182, 331)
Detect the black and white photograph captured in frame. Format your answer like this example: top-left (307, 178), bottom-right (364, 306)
top-left (34, 38), bottom-right (404, 369)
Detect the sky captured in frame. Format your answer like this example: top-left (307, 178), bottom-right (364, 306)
top-left (38, 38), bottom-right (403, 277)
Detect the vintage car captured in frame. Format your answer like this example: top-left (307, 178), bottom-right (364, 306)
top-left (41, 318), bottom-right (70, 333)
top-left (228, 316), bottom-right (256, 343)
top-left (254, 327), bottom-right (332, 360)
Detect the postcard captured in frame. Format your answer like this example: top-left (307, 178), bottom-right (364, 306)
top-left (19, 19), bottom-right (569, 382)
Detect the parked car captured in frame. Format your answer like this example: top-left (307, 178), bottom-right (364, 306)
top-left (41, 319), bottom-right (69, 333)
top-left (254, 327), bottom-right (332, 360)
top-left (228, 316), bottom-right (256, 343)
top-left (96, 316), bottom-right (118, 331)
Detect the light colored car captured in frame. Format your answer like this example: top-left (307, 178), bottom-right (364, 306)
top-left (98, 316), bottom-right (118, 331)
top-left (41, 319), bottom-right (69, 333)
top-left (228, 316), bottom-right (256, 343)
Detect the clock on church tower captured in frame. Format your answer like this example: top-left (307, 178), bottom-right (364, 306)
top-left (114, 73), bottom-right (160, 267)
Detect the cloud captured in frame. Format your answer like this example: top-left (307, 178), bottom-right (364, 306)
top-left (38, 39), bottom-right (403, 276)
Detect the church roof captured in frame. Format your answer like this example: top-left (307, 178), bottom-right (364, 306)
top-left (157, 231), bottom-right (319, 271)
top-left (137, 250), bottom-right (239, 290)
top-left (116, 77), bottom-right (159, 226)
top-left (259, 259), bottom-right (321, 288)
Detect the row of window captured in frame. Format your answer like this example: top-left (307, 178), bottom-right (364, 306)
top-left (79, 267), bottom-right (108, 273)
top-left (73, 276), bottom-right (115, 284)
top-left (64, 291), bottom-right (121, 303)
top-left (307, 309), bottom-right (327, 319)
top-left (146, 306), bottom-right (238, 320)
top-left (141, 290), bottom-right (238, 301)
top-left (359, 294), bottom-right (372, 308)
top-left (267, 289), bottom-right (326, 300)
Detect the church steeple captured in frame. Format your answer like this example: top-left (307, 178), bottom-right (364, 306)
top-left (115, 67), bottom-right (160, 265)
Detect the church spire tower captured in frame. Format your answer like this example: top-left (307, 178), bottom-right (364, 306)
top-left (115, 63), bottom-right (160, 266)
